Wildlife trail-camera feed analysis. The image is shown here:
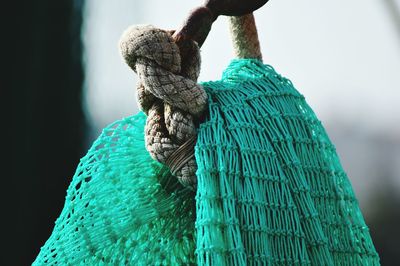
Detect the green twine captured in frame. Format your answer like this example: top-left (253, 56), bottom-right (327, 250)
top-left (33, 59), bottom-right (379, 265)
top-left (33, 114), bottom-right (197, 265)
top-left (195, 59), bottom-right (379, 265)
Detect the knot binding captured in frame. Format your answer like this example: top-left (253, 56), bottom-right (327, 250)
top-left (119, 25), bottom-right (208, 190)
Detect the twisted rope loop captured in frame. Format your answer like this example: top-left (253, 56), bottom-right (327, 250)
top-left (119, 25), bottom-right (208, 190)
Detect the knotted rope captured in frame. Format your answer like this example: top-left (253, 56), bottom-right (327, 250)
top-left (119, 12), bottom-right (261, 192)
top-left (119, 25), bottom-right (207, 191)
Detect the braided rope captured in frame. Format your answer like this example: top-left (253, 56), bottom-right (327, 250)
top-left (229, 13), bottom-right (263, 60)
top-left (119, 13), bottom-right (261, 191)
top-left (119, 25), bottom-right (207, 191)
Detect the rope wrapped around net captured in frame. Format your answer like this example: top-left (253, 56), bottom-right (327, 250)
top-left (119, 25), bottom-right (208, 190)
top-left (32, 17), bottom-right (380, 265)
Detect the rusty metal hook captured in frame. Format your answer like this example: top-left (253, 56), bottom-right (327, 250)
top-left (172, 0), bottom-right (269, 48)
top-left (206, 0), bottom-right (269, 17)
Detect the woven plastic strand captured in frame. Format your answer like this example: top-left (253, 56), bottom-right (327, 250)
top-left (194, 59), bottom-right (379, 265)
top-left (33, 59), bottom-right (379, 266)
top-left (33, 113), bottom-right (197, 265)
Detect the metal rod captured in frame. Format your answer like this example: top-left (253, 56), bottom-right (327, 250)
top-left (172, 0), bottom-right (269, 48)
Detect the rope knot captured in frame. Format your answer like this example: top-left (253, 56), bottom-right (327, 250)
top-left (119, 25), bottom-right (208, 191)
top-left (120, 25), bottom-right (181, 74)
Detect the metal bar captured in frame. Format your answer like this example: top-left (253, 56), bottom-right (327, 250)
top-left (172, 0), bottom-right (269, 48)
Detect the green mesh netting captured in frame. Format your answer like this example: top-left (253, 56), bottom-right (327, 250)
top-left (33, 59), bottom-right (379, 265)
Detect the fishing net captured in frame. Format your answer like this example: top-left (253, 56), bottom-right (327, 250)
top-left (33, 59), bottom-right (379, 265)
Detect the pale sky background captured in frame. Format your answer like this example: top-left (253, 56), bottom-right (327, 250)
top-left (82, 0), bottom-right (400, 213)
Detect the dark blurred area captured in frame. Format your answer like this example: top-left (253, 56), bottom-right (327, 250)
top-left (4, 1), bottom-right (85, 265)
top-left (2, 0), bottom-right (399, 265)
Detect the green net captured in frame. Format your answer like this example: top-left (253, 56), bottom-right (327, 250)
top-left (33, 112), bottom-right (197, 265)
top-left (33, 59), bottom-right (379, 265)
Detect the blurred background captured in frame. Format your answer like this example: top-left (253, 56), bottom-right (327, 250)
top-left (5, 0), bottom-right (400, 264)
